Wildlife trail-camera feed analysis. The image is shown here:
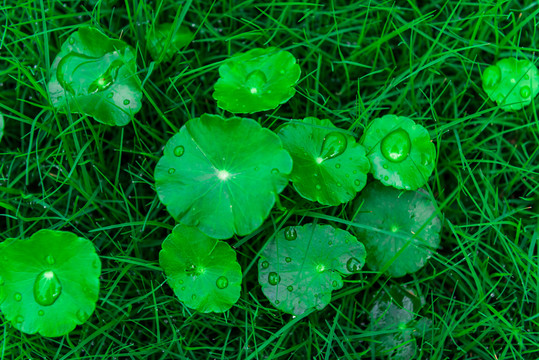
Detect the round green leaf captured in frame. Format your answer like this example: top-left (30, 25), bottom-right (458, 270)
top-left (147, 23), bottom-right (194, 62)
top-left (352, 182), bottom-right (441, 277)
top-left (278, 117), bottom-right (370, 205)
top-left (213, 47), bottom-right (301, 113)
top-left (154, 114), bottom-right (292, 239)
top-left (361, 115), bottom-right (436, 190)
top-left (0, 230), bottom-right (101, 337)
top-left (47, 27), bottom-right (143, 126)
top-left (482, 57), bottom-right (539, 111)
top-left (159, 224), bottom-right (242, 313)
top-left (258, 223), bottom-right (366, 315)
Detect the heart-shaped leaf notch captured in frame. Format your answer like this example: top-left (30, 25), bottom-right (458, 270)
top-left (159, 224), bottom-right (242, 313)
top-left (361, 115), bottom-right (436, 191)
top-left (154, 113), bottom-right (293, 239)
top-left (482, 57), bottom-right (539, 111)
top-left (258, 223), bottom-right (366, 315)
top-left (278, 117), bottom-right (370, 205)
top-left (0, 230), bottom-right (101, 337)
top-left (48, 27), bottom-right (143, 126)
top-left (352, 182), bottom-right (442, 277)
top-left (213, 47), bottom-right (301, 113)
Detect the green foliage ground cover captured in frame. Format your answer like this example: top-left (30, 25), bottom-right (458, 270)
top-left (0, 0), bottom-right (538, 359)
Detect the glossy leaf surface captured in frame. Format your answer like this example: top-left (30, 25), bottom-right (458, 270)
top-left (147, 23), bottom-right (194, 62)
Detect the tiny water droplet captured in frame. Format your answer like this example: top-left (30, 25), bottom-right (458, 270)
top-left (192, 294), bottom-right (197, 300)
top-left (353, 170), bottom-right (357, 174)
top-left (332, 280), bottom-right (338, 287)
top-left (181, 286), bottom-right (186, 291)
top-left (107, 92), bottom-right (114, 98)
top-left (284, 227), bottom-right (297, 240)
top-left (287, 285), bottom-right (293, 292)
top-left (346, 257), bottom-right (362, 272)
top-left (335, 163), bottom-right (341, 169)
top-left (92, 258), bottom-right (100, 269)
top-left (328, 241), bottom-right (333, 245)
top-left (384, 175), bottom-right (389, 181)
top-left (520, 86), bottom-right (531, 98)
top-left (216, 276), bottom-right (229, 289)
top-left (16, 315), bottom-right (24, 323)
top-left (123, 99), bottom-right (131, 105)
top-left (383, 164), bottom-right (388, 169)
top-left (271, 168), bottom-right (279, 175)
top-left (336, 182), bottom-right (342, 187)
top-left (178, 279), bottom-right (184, 284)
top-left (261, 260), bottom-right (270, 268)
top-left (69, 38), bottom-right (75, 45)
top-left (14, 293), bottom-right (22, 302)
top-left (38, 310), bottom-right (45, 316)
top-left (33, 270), bottom-right (62, 306)
top-left (316, 264), bottom-right (325, 273)
top-left (268, 272), bottom-right (280, 285)
top-left (275, 300), bottom-right (280, 304)
top-left (316, 184), bottom-right (321, 190)
top-left (46, 255), bottom-right (55, 265)
top-left (319, 132), bottom-right (347, 161)
top-left (76, 309), bottom-right (88, 322)
top-left (482, 65), bottom-right (501, 88)
top-left (354, 179), bottom-right (361, 186)
top-left (168, 168), bottom-right (175, 174)
top-left (174, 145), bottom-right (185, 157)
top-left (285, 257), bottom-right (292, 263)
top-left (380, 128), bottom-right (411, 163)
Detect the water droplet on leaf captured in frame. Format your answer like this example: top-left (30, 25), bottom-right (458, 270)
top-left (285, 257), bottom-right (292, 263)
top-left (14, 293), bottom-right (22, 302)
top-left (107, 92), bottom-right (114, 98)
top-left (245, 70), bottom-right (267, 93)
top-left (33, 270), bottom-right (62, 306)
top-left (168, 168), bottom-right (175, 174)
top-left (346, 257), bottom-right (362, 272)
top-left (319, 132), bottom-right (347, 161)
top-left (380, 128), bottom-right (411, 163)
top-left (123, 99), bottom-right (131, 105)
top-left (87, 59), bottom-right (123, 93)
top-left (315, 184), bottom-right (321, 190)
top-left (192, 294), bottom-right (197, 300)
top-left (174, 146), bottom-right (185, 157)
top-left (271, 168), bottom-right (279, 175)
top-left (68, 38), bottom-right (75, 45)
top-left (268, 272), bottom-right (280, 285)
top-left (520, 86), bottom-right (531, 98)
top-left (261, 260), bottom-right (269, 268)
top-left (76, 309), bottom-right (88, 322)
top-left (216, 276), bottom-right (229, 289)
top-left (16, 315), bottom-right (24, 323)
top-left (38, 310), bottom-right (45, 316)
top-left (46, 255), bottom-right (55, 265)
top-left (483, 65), bottom-right (501, 88)
top-left (335, 163), bottom-right (341, 169)
top-left (287, 285), bottom-right (293, 292)
top-left (284, 227), bottom-right (297, 240)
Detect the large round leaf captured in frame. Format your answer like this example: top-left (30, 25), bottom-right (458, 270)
top-left (278, 117), bottom-right (370, 205)
top-left (48, 27), bottom-right (142, 126)
top-left (213, 47), bottom-right (301, 113)
top-left (0, 230), bottom-right (101, 337)
top-left (159, 224), bottom-right (242, 313)
top-left (154, 114), bottom-right (293, 239)
top-left (258, 223), bottom-right (366, 315)
top-left (352, 182), bottom-right (442, 277)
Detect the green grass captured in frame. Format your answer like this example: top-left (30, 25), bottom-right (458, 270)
top-left (1, 0), bottom-right (539, 359)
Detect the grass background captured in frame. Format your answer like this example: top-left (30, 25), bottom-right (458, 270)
top-left (1, 0), bottom-right (539, 359)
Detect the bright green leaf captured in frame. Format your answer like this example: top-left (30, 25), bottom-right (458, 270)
top-left (361, 115), bottom-right (436, 190)
top-left (258, 223), bottom-right (366, 315)
top-left (278, 117), bottom-right (370, 205)
top-left (213, 47), bottom-right (301, 113)
top-left (0, 230), bottom-right (101, 337)
top-left (482, 57), bottom-right (539, 111)
top-left (146, 23), bottom-right (194, 62)
top-left (47, 27), bottom-right (143, 126)
top-left (159, 224), bottom-right (242, 313)
top-left (154, 114), bottom-right (292, 239)
top-left (352, 182), bottom-right (441, 277)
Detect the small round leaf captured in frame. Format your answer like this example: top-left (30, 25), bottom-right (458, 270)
top-left (213, 47), bottom-right (301, 113)
top-left (147, 23), bottom-right (194, 62)
top-left (0, 230), bottom-right (101, 337)
top-left (361, 115), bottom-right (436, 190)
top-left (482, 57), bottom-right (539, 111)
top-left (154, 114), bottom-right (292, 239)
top-left (47, 27), bottom-right (143, 126)
top-left (159, 224), bottom-right (242, 313)
top-left (278, 117), bottom-right (370, 205)
top-left (352, 182), bottom-right (441, 277)
top-left (258, 223), bottom-right (366, 315)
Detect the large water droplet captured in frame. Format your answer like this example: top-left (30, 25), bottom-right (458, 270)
top-left (346, 257), bottom-right (362, 273)
top-left (261, 260), bottom-right (269, 269)
top-left (482, 65), bottom-right (501, 88)
top-left (245, 70), bottom-right (267, 94)
top-left (284, 227), bottom-right (297, 240)
top-left (14, 293), bottom-right (22, 302)
top-left (216, 276), bottom-right (229, 289)
top-left (87, 59), bottom-right (124, 93)
top-left (520, 86), bottom-right (531, 98)
top-left (174, 145), bottom-right (185, 157)
top-left (319, 132), bottom-right (347, 162)
top-left (33, 270), bottom-right (62, 306)
top-left (268, 272), bottom-right (280, 285)
top-left (380, 128), bottom-right (411, 163)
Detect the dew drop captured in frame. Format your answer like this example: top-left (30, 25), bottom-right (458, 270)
top-left (181, 286), bottom-right (186, 291)
top-left (245, 70), bottom-right (267, 93)
top-left (261, 260), bottom-right (270, 268)
top-left (354, 179), bottom-right (361, 186)
top-left (316, 264), bottom-right (326, 273)
top-left (16, 315), bottom-right (24, 323)
top-left (328, 240), bottom-right (333, 245)
top-left (287, 285), bottom-right (293, 292)
top-left (285, 257), bottom-right (292, 263)
top-left (123, 99), bottom-right (131, 105)
top-left (107, 92), bottom-right (114, 98)
top-left (315, 184), bottom-right (322, 190)
top-left (353, 170), bottom-right (357, 174)
top-left (284, 227), bottom-right (297, 240)
top-left (271, 168), bottom-right (279, 175)
top-left (332, 280), bottom-right (338, 287)
top-left (335, 163), bottom-right (341, 169)
top-left (319, 132), bottom-right (347, 162)
top-left (46, 255), bottom-right (55, 265)
top-left (346, 257), bottom-right (362, 272)
top-left (76, 309), bottom-right (88, 322)
top-left (87, 59), bottom-right (123, 93)
top-left (336, 182), bottom-right (342, 187)
top-left (33, 270), bottom-right (62, 306)
top-left (384, 175), bottom-right (389, 181)
top-left (216, 276), bottom-right (229, 289)
top-left (383, 164), bottom-right (388, 169)
top-left (38, 310), bottom-right (45, 316)
top-left (68, 37), bottom-right (75, 45)
top-left (520, 86), bottom-right (531, 98)
top-left (268, 272), bottom-right (280, 285)
top-left (168, 168), bottom-right (175, 174)
top-left (14, 293), bottom-right (22, 302)
top-left (174, 145), bottom-right (185, 157)
top-left (482, 65), bottom-right (501, 88)
top-left (380, 128), bottom-right (411, 163)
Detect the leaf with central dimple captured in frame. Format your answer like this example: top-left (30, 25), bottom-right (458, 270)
top-left (258, 223), bottom-right (366, 315)
top-left (47, 27), bottom-right (142, 126)
top-left (0, 230), bottom-right (101, 337)
top-left (278, 117), bottom-right (370, 205)
top-left (154, 114), bottom-right (293, 239)
top-left (159, 224), bottom-right (242, 313)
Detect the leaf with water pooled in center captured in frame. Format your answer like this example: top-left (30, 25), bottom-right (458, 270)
top-left (154, 113), bottom-right (292, 239)
top-left (352, 182), bottom-right (442, 277)
top-left (48, 27), bottom-right (142, 126)
top-left (258, 223), bottom-right (366, 315)
top-left (0, 230), bottom-right (101, 337)
top-left (159, 224), bottom-right (242, 313)
top-left (278, 117), bottom-right (370, 205)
